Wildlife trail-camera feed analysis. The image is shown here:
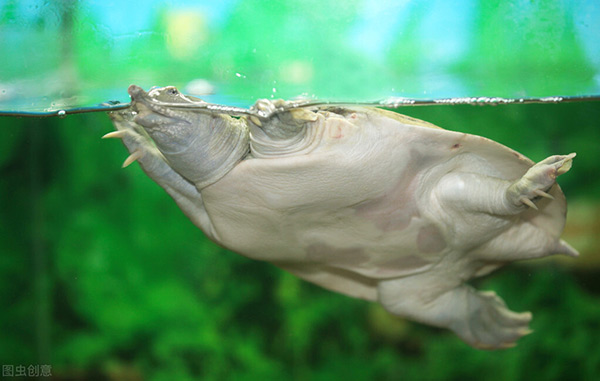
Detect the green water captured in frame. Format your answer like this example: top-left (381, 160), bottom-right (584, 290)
top-left (1, 100), bottom-right (599, 380)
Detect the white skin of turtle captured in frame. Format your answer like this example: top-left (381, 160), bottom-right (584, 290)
top-left (107, 85), bottom-right (578, 350)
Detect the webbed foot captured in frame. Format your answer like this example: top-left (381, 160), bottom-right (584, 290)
top-left (451, 289), bottom-right (532, 349)
top-left (378, 277), bottom-right (533, 349)
top-left (507, 153), bottom-right (576, 210)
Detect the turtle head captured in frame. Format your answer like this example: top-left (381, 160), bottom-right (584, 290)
top-left (129, 85), bottom-right (249, 189)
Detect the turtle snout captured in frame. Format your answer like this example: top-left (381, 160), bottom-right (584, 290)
top-left (128, 85), bottom-right (152, 117)
top-left (128, 84), bottom-right (146, 100)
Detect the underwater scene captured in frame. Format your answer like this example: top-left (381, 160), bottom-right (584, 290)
top-left (1, 1), bottom-right (600, 380)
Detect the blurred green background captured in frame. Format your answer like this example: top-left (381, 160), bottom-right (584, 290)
top-left (1, 1), bottom-right (600, 380)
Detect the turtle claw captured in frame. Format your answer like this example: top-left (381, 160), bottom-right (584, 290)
top-left (507, 153), bottom-right (576, 210)
top-left (556, 153), bottom-right (576, 175)
top-left (122, 150), bottom-right (144, 168)
top-left (251, 99), bottom-right (279, 118)
top-left (102, 130), bottom-right (127, 139)
top-left (108, 110), bottom-right (163, 170)
top-left (533, 189), bottom-right (554, 200)
top-left (249, 115), bottom-right (263, 127)
top-left (519, 197), bottom-right (538, 210)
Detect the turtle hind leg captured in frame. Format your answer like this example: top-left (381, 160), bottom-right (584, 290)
top-left (377, 274), bottom-right (532, 349)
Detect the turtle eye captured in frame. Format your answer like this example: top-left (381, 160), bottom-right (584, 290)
top-left (168, 88), bottom-right (179, 95)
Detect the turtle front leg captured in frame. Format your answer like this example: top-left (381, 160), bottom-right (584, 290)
top-left (378, 273), bottom-right (532, 349)
top-left (106, 111), bottom-right (217, 238)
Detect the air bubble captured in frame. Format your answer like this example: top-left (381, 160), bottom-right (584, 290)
top-left (57, 110), bottom-right (66, 118)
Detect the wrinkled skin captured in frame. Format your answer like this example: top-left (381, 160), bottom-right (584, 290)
top-left (107, 85), bottom-right (577, 350)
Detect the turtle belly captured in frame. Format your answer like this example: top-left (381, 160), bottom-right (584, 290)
top-left (199, 132), bottom-right (445, 279)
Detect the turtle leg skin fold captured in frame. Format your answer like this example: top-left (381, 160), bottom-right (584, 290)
top-left (377, 273), bottom-right (532, 349)
top-left (105, 111), bottom-right (216, 237)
